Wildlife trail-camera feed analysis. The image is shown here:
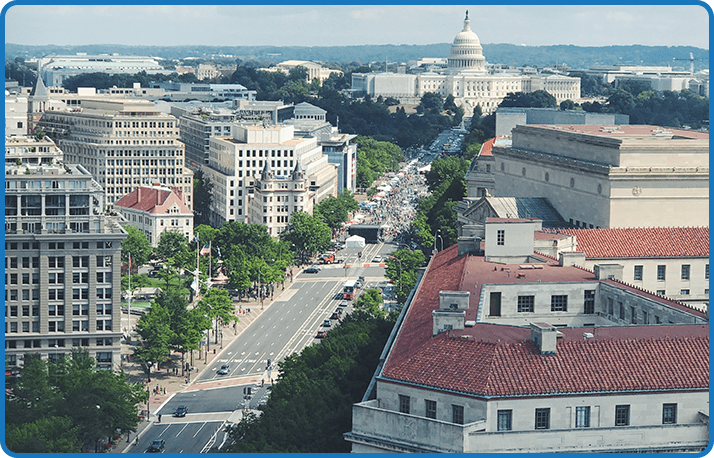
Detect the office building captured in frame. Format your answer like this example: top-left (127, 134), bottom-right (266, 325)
top-left (492, 124), bottom-right (709, 228)
top-left (203, 123), bottom-right (337, 228)
top-left (5, 135), bottom-right (126, 370)
top-left (35, 98), bottom-right (194, 209)
top-left (346, 218), bottom-right (708, 453)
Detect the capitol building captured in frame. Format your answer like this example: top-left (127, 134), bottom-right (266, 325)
top-left (351, 12), bottom-right (581, 116)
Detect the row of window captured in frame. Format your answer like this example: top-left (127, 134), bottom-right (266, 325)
top-left (491, 291), bottom-right (596, 316)
top-left (398, 395), bottom-right (465, 424)
top-left (237, 149), bottom-right (296, 158)
top-left (6, 319), bottom-right (113, 334)
top-left (498, 403), bottom-right (677, 431)
top-left (636, 264), bottom-right (709, 281)
top-left (6, 303), bottom-right (112, 317)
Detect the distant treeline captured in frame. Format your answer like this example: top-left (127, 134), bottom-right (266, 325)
top-left (5, 43), bottom-right (708, 71)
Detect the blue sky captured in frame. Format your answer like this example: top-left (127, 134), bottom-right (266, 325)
top-left (3, 4), bottom-right (710, 49)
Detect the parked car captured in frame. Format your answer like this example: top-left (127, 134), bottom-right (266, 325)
top-left (336, 307), bottom-right (344, 314)
top-left (146, 439), bottom-right (165, 453)
top-left (217, 364), bottom-right (230, 375)
top-left (174, 405), bottom-right (188, 417)
top-left (304, 266), bottom-right (321, 273)
top-left (331, 312), bottom-right (341, 320)
top-left (322, 319), bottom-right (331, 327)
top-left (316, 330), bottom-right (327, 338)
top-left (372, 255), bottom-right (382, 262)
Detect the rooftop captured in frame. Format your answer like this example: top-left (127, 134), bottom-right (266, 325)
top-left (543, 227), bottom-right (709, 259)
top-left (381, 244), bottom-right (709, 398)
top-left (526, 124), bottom-right (709, 140)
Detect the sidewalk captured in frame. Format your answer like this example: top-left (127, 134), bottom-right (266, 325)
top-left (109, 272), bottom-right (299, 453)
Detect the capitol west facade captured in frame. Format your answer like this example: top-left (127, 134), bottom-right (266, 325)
top-left (352, 13), bottom-right (581, 116)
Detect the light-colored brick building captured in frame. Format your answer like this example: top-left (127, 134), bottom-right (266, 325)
top-left (5, 135), bottom-right (126, 370)
top-left (346, 219), bottom-right (708, 453)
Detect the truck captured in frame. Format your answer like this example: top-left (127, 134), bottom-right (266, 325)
top-left (320, 253), bottom-right (342, 264)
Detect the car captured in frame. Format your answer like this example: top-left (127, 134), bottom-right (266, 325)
top-left (322, 319), bottom-right (331, 327)
top-left (336, 307), bottom-right (344, 314)
top-left (174, 405), bottom-right (188, 417)
top-left (304, 266), bottom-right (321, 273)
top-left (372, 255), bottom-right (382, 262)
top-left (217, 364), bottom-right (230, 375)
top-left (316, 330), bottom-right (327, 338)
top-left (146, 439), bottom-right (165, 453)
top-left (331, 312), bottom-right (341, 320)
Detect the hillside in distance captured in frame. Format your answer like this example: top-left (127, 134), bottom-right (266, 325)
top-left (5, 43), bottom-right (708, 72)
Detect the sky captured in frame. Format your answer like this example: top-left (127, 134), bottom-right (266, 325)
top-left (3, 3), bottom-right (711, 49)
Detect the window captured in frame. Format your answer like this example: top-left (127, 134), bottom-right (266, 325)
top-left (630, 306), bottom-right (637, 324)
top-left (619, 302), bottom-right (625, 320)
top-left (399, 395), bottom-right (410, 414)
top-left (607, 297), bottom-right (614, 315)
top-left (452, 405), bottom-right (464, 425)
top-left (497, 230), bottom-right (505, 246)
top-left (575, 406), bottom-right (591, 428)
top-left (535, 408), bottom-right (550, 429)
top-left (425, 400), bottom-right (437, 419)
top-left (583, 290), bottom-right (595, 314)
top-left (681, 265), bottom-right (690, 280)
top-left (551, 295), bottom-right (567, 312)
top-left (633, 265), bottom-right (643, 281)
top-left (615, 405), bottom-right (630, 426)
top-left (706, 264), bottom-right (709, 280)
top-left (497, 410), bottom-right (512, 431)
top-left (680, 289), bottom-right (690, 295)
top-left (657, 265), bottom-right (666, 281)
top-left (517, 295), bottom-right (534, 312)
top-left (662, 404), bottom-right (677, 424)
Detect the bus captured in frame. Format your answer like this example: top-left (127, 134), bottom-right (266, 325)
top-left (343, 280), bottom-right (357, 300)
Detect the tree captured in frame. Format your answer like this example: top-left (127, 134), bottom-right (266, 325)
top-left (560, 99), bottom-right (576, 110)
top-left (354, 288), bottom-right (386, 318)
top-left (385, 249), bottom-right (426, 304)
top-left (499, 90), bottom-right (557, 108)
top-left (133, 302), bottom-right (173, 379)
top-left (196, 288), bottom-right (237, 346)
top-left (417, 92), bottom-right (444, 114)
top-left (314, 191), bottom-right (358, 231)
top-left (121, 225), bottom-right (152, 267)
top-left (6, 416), bottom-right (82, 453)
top-left (220, 312), bottom-right (394, 453)
top-left (5, 350), bottom-right (147, 453)
top-left (155, 231), bottom-right (189, 261)
top-left (280, 212), bottom-right (332, 264)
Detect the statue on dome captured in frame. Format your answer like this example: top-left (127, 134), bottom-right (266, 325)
top-left (465, 10), bottom-right (469, 20)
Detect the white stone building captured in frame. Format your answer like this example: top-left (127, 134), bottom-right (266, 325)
top-left (492, 124), bottom-right (709, 229)
top-left (346, 219), bottom-right (708, 453)
top-left (203, 123), bottom-right (336, 228)
top-left (351, 13), bottom-right (580, 115)
top-left (248, 162), bottom-right (314, 237)
top-left (37, 54), bottom-right (174, 87)
top-left (114, 185), bottom-right (194, 247)
top-left (261, 60), bottom-right (343, 83)
top-left (35, 98), bottom-right (194, 209)
top-left (5, 135), bottom-right (126, 371)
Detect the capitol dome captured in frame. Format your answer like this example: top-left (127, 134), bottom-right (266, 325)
top-left (448, 11), bottom-right (486, 74)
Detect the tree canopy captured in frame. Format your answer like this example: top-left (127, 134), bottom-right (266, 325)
top-left (219, 311), bottom-right (394, 453)
top-left (6, 350), bottom-right (147, 453)
top-left (121, 225), bottom-right (152, 267)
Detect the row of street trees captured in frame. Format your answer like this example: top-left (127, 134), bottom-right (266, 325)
top-left (6, 350), bottom-right (147, 453)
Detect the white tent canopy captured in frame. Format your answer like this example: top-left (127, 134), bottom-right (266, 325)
top-left (345, 235), bottom-right (366, 248)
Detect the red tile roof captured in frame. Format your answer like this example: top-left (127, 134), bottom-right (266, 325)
top-left (479, 137), bottom-right (496, 157)
top-left (383, 324), bottom-right (708, 397)
top-left (543, 227), bottom-right (709, 258)
top-left (381, 244), bottom-right (709, 397)
top-left (115, 186), bottom-right (190, 214)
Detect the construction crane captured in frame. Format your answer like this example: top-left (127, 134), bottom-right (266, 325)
top-left (673, 52), bottom-right (695, 74)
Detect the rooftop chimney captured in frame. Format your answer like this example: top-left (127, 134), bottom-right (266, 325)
top-left (530, 323), bottom-right (558, 356)
top-left (593, 263), bottom-right (624, 281)
top-left (559, 251), bottom-right (586, 267)
top-left (432, 291), bottom-right (469, 336)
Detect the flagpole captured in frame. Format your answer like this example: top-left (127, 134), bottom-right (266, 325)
top-left (209, 240), bottom-right (212, 284)
top-left (195, 235), bottom-right (199, 301)
top-left (128, 253), bottom-right (131, 333)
